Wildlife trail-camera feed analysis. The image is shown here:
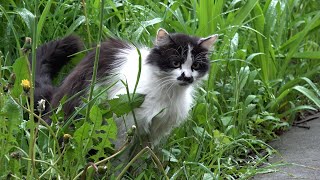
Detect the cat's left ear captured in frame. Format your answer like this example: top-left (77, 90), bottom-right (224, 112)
top-left (198, 34), bottom-right (219, 50)
top-left (156, 28), bottom-right (170, 46)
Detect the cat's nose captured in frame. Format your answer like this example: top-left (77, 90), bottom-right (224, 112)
top-left (183, 76), bottom-right (194, 83)
top-left (178, 72), bottom-right (194, 84)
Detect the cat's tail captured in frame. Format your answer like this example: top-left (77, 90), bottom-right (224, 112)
top-left (30, 36), bottom-right (83, 115)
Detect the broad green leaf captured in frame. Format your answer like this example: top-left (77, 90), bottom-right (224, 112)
top-left (90, 105), bottom-right (103, 125)
top-left (221, 116), bottom-right (232, 127)
top-left (162, 149), bottom-right (178, 163)
top-left (243, 104), bottom-right (257, 118)
top-left (194, 103), bottom-right (207, 124)
top-left (104, 118), bottom-right (117, 140)
top-left (213, 129), bottom-right (231, 144)
top-left (92, 117), bottom-right (117, 152)
top-left (12, 56), bottom-right (30, 97)
top-left (73, 121), bottom-right (91, 145)
top-left (89, 116), bottom-right (117, 161)
top-left (193, 127), bottom-right (212, 139)
top-left (244, 95), bottom-right (257, 106)
top-left (108, 93), bottom-right (145, 117)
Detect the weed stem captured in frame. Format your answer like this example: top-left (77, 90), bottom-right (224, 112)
top-left (116, 146), bottom-right (169, 180)
top-left (73, 139), bottom-right (130, 180)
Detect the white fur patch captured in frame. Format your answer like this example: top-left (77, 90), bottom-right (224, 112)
top-left (97, 45), bottom-right (196, 147)
top-left (181, 44), bottom-right (193, 77)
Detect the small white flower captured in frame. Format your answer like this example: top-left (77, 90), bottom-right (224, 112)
top-left (127, 125), bottom-right (137, 141)
top-left (37, 99), bottom-right (46, 112)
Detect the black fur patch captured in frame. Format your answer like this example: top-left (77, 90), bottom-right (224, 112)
top-left (51, 38), bottom-right (130, 119)
top-left (30, 36), bottom-right (83, 118)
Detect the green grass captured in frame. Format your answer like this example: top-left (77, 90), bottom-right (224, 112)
top-left (1, 0), bottom-right (320, 179)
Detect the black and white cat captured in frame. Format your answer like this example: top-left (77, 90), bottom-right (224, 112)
top-left (34, 28), bottom-right (218, 159)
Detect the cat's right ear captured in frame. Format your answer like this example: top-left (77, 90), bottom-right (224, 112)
top-left (156, 28), bottom-right (170, 46)
top-left (198, 34), bottom-right (219, 50)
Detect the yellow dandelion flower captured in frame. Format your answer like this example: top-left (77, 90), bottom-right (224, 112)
top-left (21, 79), bottom-right (31, 93)
top-left (63, 134), bottom-right (72, 143)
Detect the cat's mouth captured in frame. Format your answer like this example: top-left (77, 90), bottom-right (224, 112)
top-left (177, 74), bottom-right (194, 86)
top-left (178, 82), bottom-right (192, 86)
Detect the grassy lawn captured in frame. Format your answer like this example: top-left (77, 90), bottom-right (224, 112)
top-left (1, 0), bottom-right (320, 179)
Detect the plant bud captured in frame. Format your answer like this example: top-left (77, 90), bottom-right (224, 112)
top-left (3, 85), bottom-right (9, 93)
top-left (127, 125), bottom-right (136, 137)
top-left (21, 79), bottom-right (31, 93)
top-left (63, 134), bottom-right (72, 143)
top-left (97, 166), bottom-right (107, 174)
top-left (10, 151), bottom-right (22, 159)
top-left (21, 37), bottom-right (32, 54)
top-left (8, 73), bottom-right (16, 86)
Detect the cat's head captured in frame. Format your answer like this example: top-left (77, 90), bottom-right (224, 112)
top-left (147, 28), bottom-right (218, 87)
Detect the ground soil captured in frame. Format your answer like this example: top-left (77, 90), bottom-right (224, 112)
top-left (253, 112), bottom-right (320, 179)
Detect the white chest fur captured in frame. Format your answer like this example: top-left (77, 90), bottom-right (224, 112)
top-left (105, 47), bottom-right (194, 146)
top-left (134, 80), bottom-right (193, 145)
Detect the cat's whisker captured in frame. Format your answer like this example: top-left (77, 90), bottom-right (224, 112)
top-left (153, 76), bottom-right (174, 85)
top-left (195, 56), bottom-right (207, 60)
top-left (195, 55), bottom-right (207, 59)
top-left (157, 80), bottom-right (173, 89)
top-left (165, 81), bottom-right (177, 97)
top-left (157, 79), bottom-right (176, 92)
top-left (155, 77), bottom-right (177, 95)
top-left (166, 83), bottom-right (176, 105)
top-left (154, 78), bottom-right (172, 87)
top-left (194, 52), bottom-right (211, 59)
top-left (195, 57), bottom-right (210, 63)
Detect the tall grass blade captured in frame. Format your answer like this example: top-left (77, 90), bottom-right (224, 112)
top-left (293, 51), bottom-right (320, 59)
top-left (66, 15), bottom-right (86, 35)
top-left (15, 8), bottom-right (35, 32)
top-left (0, 5), bottom-right (22, 56)
top-left (37, 0), bottom-right (52, 39)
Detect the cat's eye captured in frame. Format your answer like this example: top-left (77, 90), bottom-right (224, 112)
top-left (192, 62), bottom-right (200, 70)
top-left (172, 61), bottom-right (181, 68)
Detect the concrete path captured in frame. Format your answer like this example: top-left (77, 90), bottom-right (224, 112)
top-left (254, 113), bottom-right (320, 179)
